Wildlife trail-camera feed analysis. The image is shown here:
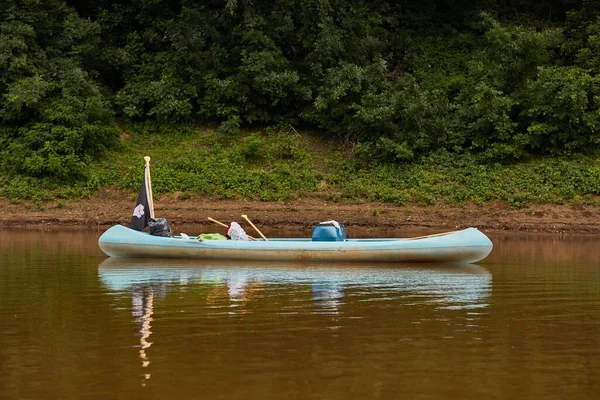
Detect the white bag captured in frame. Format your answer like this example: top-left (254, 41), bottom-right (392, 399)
top-left (227, 222), bottom-right (249, 241)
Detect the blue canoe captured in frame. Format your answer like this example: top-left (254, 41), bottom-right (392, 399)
top-left (98, 225), bottom-right (493, 263)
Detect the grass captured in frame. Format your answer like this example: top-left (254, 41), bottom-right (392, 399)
top-left (1, 123), bottom-right (600, 208)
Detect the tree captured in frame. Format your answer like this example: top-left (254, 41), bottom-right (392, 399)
top-left (0, 0), bottom-right (117, 179)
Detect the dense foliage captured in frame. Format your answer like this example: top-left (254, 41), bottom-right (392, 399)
top-left (0, 0), bottom-right (118, 179)
top-left (3, 127), bottom-right (599, 210)
top-left (1, 0), bottom-right (600, 204)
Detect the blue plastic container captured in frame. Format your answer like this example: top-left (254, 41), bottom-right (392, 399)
top-left (311, 223), bottom-right (346, 241)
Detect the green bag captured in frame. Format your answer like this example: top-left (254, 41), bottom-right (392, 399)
top-left (197, 233), bottom-right (228, 240)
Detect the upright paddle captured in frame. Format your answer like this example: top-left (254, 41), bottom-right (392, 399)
top-left (241, 214), bottom-right (269, 241)
top-left (143, 156), bottom-right (155, 218)
top-left (207, 217), bottom-right (258, 241)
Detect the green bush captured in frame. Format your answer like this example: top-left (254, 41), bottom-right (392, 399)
top-left (0, 0), bottom-right (118, 180)
top-left (521, 66), bottom-right (600, 155)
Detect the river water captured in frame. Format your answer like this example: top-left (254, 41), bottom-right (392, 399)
top-left (0, 228), bottom-right (599, 399)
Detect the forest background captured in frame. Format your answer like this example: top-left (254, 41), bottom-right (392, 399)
top-left (1, 0), bottom-right (600, 228)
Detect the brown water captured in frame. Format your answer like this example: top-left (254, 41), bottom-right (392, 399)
top-left (0, 228), bottom-right (599, 400)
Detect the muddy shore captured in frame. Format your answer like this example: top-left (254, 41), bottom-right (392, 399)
top-left (1, 189), bottom-right (599, 235)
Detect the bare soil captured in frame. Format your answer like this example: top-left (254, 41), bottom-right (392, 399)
top-left (1, 188), bottom-right (600, 235)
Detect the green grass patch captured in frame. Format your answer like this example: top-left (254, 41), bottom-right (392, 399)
top-left (1, 124), bottom-right (600, 208)
top-left (327, 150), bottom-right (600, 207)
top-left (92, 123), bottom-right (322, 201)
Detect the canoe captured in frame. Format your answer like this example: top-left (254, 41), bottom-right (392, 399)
top-left (98, 225), bottom-right (493, 263)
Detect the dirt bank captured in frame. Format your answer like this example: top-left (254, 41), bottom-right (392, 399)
top-left (1, 188), bottom-right (599, 235)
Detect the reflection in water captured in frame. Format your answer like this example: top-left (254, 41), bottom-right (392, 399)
top-left (98, 258), bottom-right (492, 385)
top-left (98, 258), bottom-right (492, 312)
top-left (132, 287), bottom-right (153, 385)
top-left (312, 281), bottom-right (344, 315)
top-left (126, 273), bottom-right (170, 386)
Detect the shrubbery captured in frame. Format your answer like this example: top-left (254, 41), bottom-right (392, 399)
top-left (0, 0), bottom-right (117, 180)
top-left (1, 0), bottom-right (600, 198)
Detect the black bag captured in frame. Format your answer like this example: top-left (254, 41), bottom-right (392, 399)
top-left (148, 217), bottom-right (173, 237)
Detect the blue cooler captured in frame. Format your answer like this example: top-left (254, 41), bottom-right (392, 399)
top-left (311, 223), bottom-right (346, 241)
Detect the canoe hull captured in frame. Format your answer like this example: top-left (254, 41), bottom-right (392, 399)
top-left (98, 225), bottom-right (493, 263)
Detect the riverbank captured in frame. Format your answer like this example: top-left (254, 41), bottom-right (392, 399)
top-left (1, 188), bottom-right (599, 234)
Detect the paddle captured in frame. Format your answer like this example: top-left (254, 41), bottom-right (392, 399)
top-left (143, 156), bottom-right (155, 218)
top-left (207, 217), bottom-right (258, 241)
top-left (404, 230), bottom-right (459, 240)
top-left (241, 214), bottom-right (269, 241)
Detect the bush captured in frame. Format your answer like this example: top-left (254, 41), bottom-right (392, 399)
top-left (520, 66), bottom-right (600, 155)
top-left (0, 1), bottom-right (118, 180)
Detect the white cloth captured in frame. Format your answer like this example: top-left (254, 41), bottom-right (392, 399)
top-left (227, 222), bottom-right (249, 241)
top-left (319, 220), bottom-right (340, 229)
top-left (179, 232), bottom-right (203, 242)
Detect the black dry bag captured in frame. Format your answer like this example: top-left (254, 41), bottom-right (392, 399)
top-left (148, 217), bottom-right (173, 237)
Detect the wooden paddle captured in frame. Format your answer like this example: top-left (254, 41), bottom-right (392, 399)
top-left (143, 156), bottom-right (155, 218)
top-left (404, 230), bottom-right (459, 240)
top-left (207, 217), bottom-right (258, 241)
top-left (241, 214), bottom-right (269, 241)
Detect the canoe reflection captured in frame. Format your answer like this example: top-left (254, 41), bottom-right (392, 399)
top-left (98, 258), bottom-right (492, 309)
top-left (99, 259), bottom-right (492, 385)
